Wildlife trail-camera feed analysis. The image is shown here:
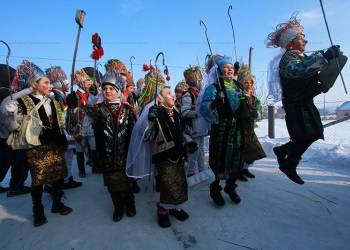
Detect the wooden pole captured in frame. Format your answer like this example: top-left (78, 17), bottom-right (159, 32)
top-left (268, 105), bottom-right (275, 139)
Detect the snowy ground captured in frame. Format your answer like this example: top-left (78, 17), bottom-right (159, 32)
top-left (1, 119), bottom-right (350, 250)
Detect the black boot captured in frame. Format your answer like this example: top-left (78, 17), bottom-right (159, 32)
top-left (91, 150), bottom-right (101, 174)
top-left (124, 189), bottom-right (136, 217)
top-left (154, 176), bottom-right (160, 192)
top-left (132, 180), bottom-right (140, 193)
top-left (243, 169), bottom-right (255, 178)
top-left (156, 202), bottom-right (171, 228)
top-left (31, 186), bottom-right (48, 227)
top-left (273, 142), bottom-right (291, 166)
top-left (237, 172), bottom-right (248, 181)
top-left (51, 179), bottom-right (72, 215)
top-left (76, 152), bottom-right (86, 177)
top-left (279, 158), bottom-right (304, 185)
top-left (51, 196), bottom-right (73, 215)
top-left (209, 180), bottom-right (226, 206)
top-left (33, 204), bottom-right (48, 227)
top-left (110, 192), bottom-right (124, 222)
top-left (62, 176), bottom-right (82, 190)
top-left (224, 179), bottom-right (241, 203)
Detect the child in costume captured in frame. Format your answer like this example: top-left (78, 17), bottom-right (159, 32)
top-left (126, 64), bottom-right (194, 228)
top-left (4, 60), bottom-right (72, 227)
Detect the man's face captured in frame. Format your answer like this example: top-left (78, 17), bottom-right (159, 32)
top-left (292, 34), bottom-right (307, 53)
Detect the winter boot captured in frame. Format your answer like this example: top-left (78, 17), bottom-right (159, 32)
top-left (51, 196), bottom-right (73, 215)
top-left (237, 172), bottom-right (248, 181)
top-left (110, 192), bottom-right (124, 222)
top-left (224, 179), bottom-right (241, 204)
top-left (273, 142), bottom-right (291, 166)
top-left (154, 176), bottom-right (160, 192)
top-left (156, 202), bottom-right (171, 228)
top-left (51, 179), bottom-right (72, 215)
top-left (91, 150), bottom-right (101, 174)
top-left (76, 152), bottom-right (86, 177)
top-left (31, 186), bottom-right (48, 227)
top-left (279, 158), bottom-right (304, 185)
top-left (169, 209), bottom-right (189, 221)
top-left (209, 180), bottom-right (226, 206)
top-left (243, 169), bottom-right (255, 178)
top-left (124, 189), bottom-right (136, 217)
top-left (132, 180), bottom-right (140, 193)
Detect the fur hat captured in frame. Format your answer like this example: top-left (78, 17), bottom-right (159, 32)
top-left (265, 13), bottom-right (304, 48)
top-left (12, 60), bottom-right (46, 91)
top-left (183, 66), bottom-right (202, 87)
top-left (46, 66), bottom-right (69, 89)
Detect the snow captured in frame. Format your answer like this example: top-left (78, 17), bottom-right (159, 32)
top-left (1, 119), bottom-right (350, 250)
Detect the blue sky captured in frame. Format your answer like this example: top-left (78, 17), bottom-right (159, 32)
top-left (1, 0), bottom-right (349, 106)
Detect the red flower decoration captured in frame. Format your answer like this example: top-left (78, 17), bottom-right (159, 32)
top-left (166, 75), bottom-right (170, 81)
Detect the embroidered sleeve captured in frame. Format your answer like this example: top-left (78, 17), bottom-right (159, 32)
top-left (279, 51), bottom-right (329, 79)
top-left (200, 84), bottom-right (219, 124)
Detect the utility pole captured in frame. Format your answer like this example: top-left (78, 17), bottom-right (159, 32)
top-left (248, 46), bottom-right (253, 69)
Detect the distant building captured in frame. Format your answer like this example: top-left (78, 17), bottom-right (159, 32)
top-left (336, 101), bottom-right (350, 119)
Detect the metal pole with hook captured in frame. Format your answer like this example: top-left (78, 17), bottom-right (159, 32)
top-left (200, 20), bottom-right (221, 91)
top-left (319, 0), bottom-right (347, 94)
top-left (130, 56), bottom-right (135, 81)
top-left (227, 6), bottom-right (237, 62)
top-left (154, 52), bottom-right (165, 105)
top-left (0, 40), bottom-right (13, 100)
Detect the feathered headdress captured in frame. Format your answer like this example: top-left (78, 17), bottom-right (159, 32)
top-left (12, 60), bottom-right (46, 91)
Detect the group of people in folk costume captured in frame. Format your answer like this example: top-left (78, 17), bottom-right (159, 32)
top-left (0, 13), bottom-right (342, 228)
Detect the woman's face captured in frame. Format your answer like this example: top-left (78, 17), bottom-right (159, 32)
top-left (221, 63), bottom-right (234, 76)
top-left (103, 85), bottom-right (118, 101)
top-left (160, 87), bottom-right (175, 107)
top-left (244, 79), bottom-right (254, 92)
top-left (292, 34), bottom-right (307, 52)
top-left (32, 77), bottom-right (51, 96)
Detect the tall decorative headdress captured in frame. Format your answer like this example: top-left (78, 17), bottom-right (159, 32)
top-left (183, 66), bottom-right (203, 87)
top-left (101, 68), bottom-right (124, 93)
top-left (237, 64), bottom-right (256, 94)
top-left (105, 59), bottom-right (128, 76)
top-left (265, 12), bottom-right (304, 48)
top-left (139, 63), bottom-right (167, 111)
top-left (175, 79), bottom-right (188, 93)
top-left (12, 60), bottom-right (46, 91)
top-left (46, 66), bottom-right (69, 89)
top-left (237, 64), bottom-right (254, 84)
top-left (73, 69), bottom-right (93, 87)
